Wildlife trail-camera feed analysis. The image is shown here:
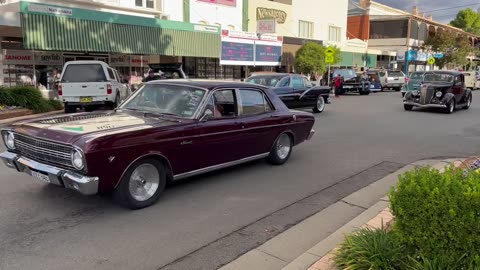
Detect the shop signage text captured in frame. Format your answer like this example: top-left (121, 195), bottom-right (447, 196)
top-left (257, 7), bottom-right (287, 24)
top-left (220, 30), bottom-right (283, 66)
top-left (28, 4), bottom-right (73, 16)
top-left (197, 0), bottom-right (236, 7)
top-left (257, 19), bottom-right (276, 34)
top-left (194, 25), bottom-right (220, 33)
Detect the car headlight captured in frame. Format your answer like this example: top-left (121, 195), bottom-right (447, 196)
top-left (71, 148), bottom-right (85, 170)
top-left (2, 131), bottom-right (15, 150)
top-left (435, 91), bottom-right (442, 98)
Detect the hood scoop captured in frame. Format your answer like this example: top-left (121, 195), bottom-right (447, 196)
top-left (38, 113), bottom-right (111, 125)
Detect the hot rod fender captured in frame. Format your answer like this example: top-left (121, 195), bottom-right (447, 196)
top-left (441, 93), bottom-right (455, 104)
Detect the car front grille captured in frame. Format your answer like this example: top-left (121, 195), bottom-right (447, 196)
top-left (420, 87), bottom-right (434, 104)
top-left (14, 133), bottom-right (74, 170)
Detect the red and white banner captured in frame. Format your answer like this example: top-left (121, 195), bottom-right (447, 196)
top-left (197, 0), bottom-right (236, 7)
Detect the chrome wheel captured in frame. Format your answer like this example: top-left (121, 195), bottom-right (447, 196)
top-left (128, 164), bottom-right (160, 202)
top-left (276, 134), bottom-right (292, 160)
top-left (449, 101), bottom-right (455, 113)
top-left (315, 96), bottom-right (325, 113)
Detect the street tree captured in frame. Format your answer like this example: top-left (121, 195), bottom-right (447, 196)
top-left (423, 30), bottom-right (475, 68)
top-left (450, 8), bottom-right (480, 36)
top-left (294, 43), bottom-right (341, 75)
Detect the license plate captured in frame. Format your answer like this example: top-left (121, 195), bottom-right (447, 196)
top-left (80, 97), bottom-right (93, 103)
top-left (31, 171), bottom-right (50, 184)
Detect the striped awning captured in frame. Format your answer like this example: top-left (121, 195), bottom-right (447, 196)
top-left (22, 13), bottom-right (220, 58)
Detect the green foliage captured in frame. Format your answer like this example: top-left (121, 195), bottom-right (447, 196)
top-left (334, 227), bottom-right (405, 270)
top-left (423, 30), bottom-right (476, 68)
top-left (0, 86), bottom-right (61, 113)
top-left (405, 254), bottom-right (475, 270)
top-left (389, 166), bottom-right (480, 268)
top-left (450, 8), bottom-right (480, 36)
top-left (294, 43), bottom-right (342, 74)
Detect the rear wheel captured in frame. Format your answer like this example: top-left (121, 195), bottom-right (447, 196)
top-left (84, 105), bottom-right (95, 112)
top-left (109, 93), bottom-right (120, 110)
top-left (395, 87), bottom-right (401, 92)
top-left (64, 104), bottom-right (76, 114)
top-left (404, 104), bottom-right (413, 111)
top-left (113, 158), bottom-right (166, 209)
top-left (267, 133), bottom-right (293, 165)
top-left (312, 96), bottom-right (325, 113)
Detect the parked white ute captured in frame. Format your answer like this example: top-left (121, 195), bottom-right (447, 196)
top-left (59, 61), bottom-right (130, 113)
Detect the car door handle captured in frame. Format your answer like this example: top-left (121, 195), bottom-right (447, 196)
top-left (236, 121), bottom-right (246, 128)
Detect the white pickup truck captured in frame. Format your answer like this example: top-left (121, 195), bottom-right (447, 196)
top-left (59, 61), bottom-right (130, 113)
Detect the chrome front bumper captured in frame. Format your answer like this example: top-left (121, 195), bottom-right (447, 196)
top-left (403, 101), bottom-right (447, 108)
top-left (307, 129), bottom-right (315, 140)
top-left (0, 151), bottom-right (99, 195)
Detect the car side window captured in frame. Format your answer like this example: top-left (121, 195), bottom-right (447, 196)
top-left (292, 76), bottom-right (304, 88)
top-left (303, 78), bottom-right (312, 88)
top-left (455, 76), bottom-right (463, 86)
top-left (205, 89), bottom-right (237, 119)
top-left (107, 68), bottom-right (115, 81)
top-left (278, 77), bottom-right (290, 87)
top-left (239, 89), bottom-right (273, 116)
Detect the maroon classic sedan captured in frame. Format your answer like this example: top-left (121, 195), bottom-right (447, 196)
top-left (0, 80), bottom-right (315, 209)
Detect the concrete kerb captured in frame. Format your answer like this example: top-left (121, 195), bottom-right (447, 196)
top-left (0, 110), bottom-right (63, 126)
top-left (219, 158), bottom-right (464, 270)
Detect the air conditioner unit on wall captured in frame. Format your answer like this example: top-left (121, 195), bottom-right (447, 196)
top-left (160, 14), bottom-right (170, 20)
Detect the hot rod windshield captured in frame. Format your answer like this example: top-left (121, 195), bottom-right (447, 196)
top-left (120, 84), bottom-right (206, 118)
top-left (423, 73), bottom-right (454, 83)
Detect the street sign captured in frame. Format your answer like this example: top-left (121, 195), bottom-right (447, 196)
top-left (325, 47), bottom-right (335, 56)
top-left (257, 19), bottom-right (276, 34)
top-left (428, 57), bottom-right (435, 65)
top-left (433, 53), bottom-right (444, 59)
top-left (325, 55), bottom-right (335, 64)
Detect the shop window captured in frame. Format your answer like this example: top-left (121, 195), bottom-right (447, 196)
top-left (299, 20), bottom-right (314, 39)
top-left (135, 0), bottom-right (154, 9)
top-left (329, 26), bottom-right (341, 42)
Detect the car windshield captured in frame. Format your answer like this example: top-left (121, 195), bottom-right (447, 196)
top-left (120, 84), bottom-right (206, 118)
top-left (410, 73), bottom-right (424, 80)
top-left (245, 76), bottom-right (283, 87)
top-left (388, 71), bottom-right (404, 77)
top-left (334, 70), bottom-right (356, 78)
top-left (61, 64), bottom-right (107, 83)
top-left (423, 73), bottom-right (455, 83)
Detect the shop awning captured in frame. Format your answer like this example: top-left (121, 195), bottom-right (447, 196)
top-left (21, 13), bottom-right (220, 58)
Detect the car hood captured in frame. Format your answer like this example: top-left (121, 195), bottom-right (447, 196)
top-left (9, 111), bottom-right (186, 145)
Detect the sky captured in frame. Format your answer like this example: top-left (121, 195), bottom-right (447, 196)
top-left (374, 0), bottom-right (480, 23)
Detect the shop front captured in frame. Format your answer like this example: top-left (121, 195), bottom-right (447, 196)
top-left (0, 1), bottom-right (223, 85)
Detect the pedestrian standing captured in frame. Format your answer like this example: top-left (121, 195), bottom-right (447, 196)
top-left (334, 74), bottom-right (342, 97)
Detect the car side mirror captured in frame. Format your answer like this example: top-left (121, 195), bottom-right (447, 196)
top-left (200, 109), bottom-right (214, 122)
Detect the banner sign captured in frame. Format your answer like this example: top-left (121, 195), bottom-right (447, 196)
top-left (220, 30), bottom-right (283, 66)
top-left (197, 0), bottom-right (236, 7)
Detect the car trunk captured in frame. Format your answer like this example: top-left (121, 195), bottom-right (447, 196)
top-left (61, 82), bottom-right (109, 97)
top-left (386, 71), bottom-right (405, 85)
top-left (60, 63), bottom-right (109, 97)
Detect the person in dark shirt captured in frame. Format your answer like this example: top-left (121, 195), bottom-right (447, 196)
top-left (144, 70), bottom-right (159, 82)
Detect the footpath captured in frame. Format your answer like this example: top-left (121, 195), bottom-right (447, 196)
top-left (219, 158), bottom-right (467, 270)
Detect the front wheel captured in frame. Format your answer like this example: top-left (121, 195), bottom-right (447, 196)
top-left (312, 96), bottom-right (325, 113)
top-left (464, 94), bottom-right (472, 110)
top-left (359, 90), bottom-right (370, 95)
top-left (267, 133), bottom-right (293, 165)
top-left (404, 104), bottom-right (413, 111)
top-left (113, 158), bottom-right (166, 209)
top-left (445, 99), bottom-right (455, 114)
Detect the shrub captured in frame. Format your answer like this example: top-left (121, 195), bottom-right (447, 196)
top-left (334, 227), bottom-right (405, 270)
top-left (0, 86), bottom-right (60, 113)
top-left (389, 166), bottom-right (480, 268)
top-left (406, 255), bottom-right (472, 270)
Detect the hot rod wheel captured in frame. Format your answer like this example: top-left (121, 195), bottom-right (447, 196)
top-left (267, 133), bottom-right (293, 165)
top-left (313, 96), bottom-right (325, 113)
top-left (114, 158), bottom-right (166, 209)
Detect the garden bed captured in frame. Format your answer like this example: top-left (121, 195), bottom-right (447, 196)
top-left (0, 107), bottom-right (33, 120)
top-left (310, 157), bottom-right (480, 270)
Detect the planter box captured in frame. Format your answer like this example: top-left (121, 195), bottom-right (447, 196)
top-left (0, 109), bottom-right (33, 120)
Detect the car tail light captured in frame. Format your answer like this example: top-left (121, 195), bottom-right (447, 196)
top-left (58, 84), bottom-right (63, 96)
top-left (107, 84), bottom-right (112, 95)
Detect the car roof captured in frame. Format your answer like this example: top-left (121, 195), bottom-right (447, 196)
top-left (144, 79), bottom-right (267, 90)
top-left (64, 60), bottom-right (109, 66)
top-left (249, 73), bottom-right (290, 77)
top-left (424, 70), bottom-right (462, 76)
